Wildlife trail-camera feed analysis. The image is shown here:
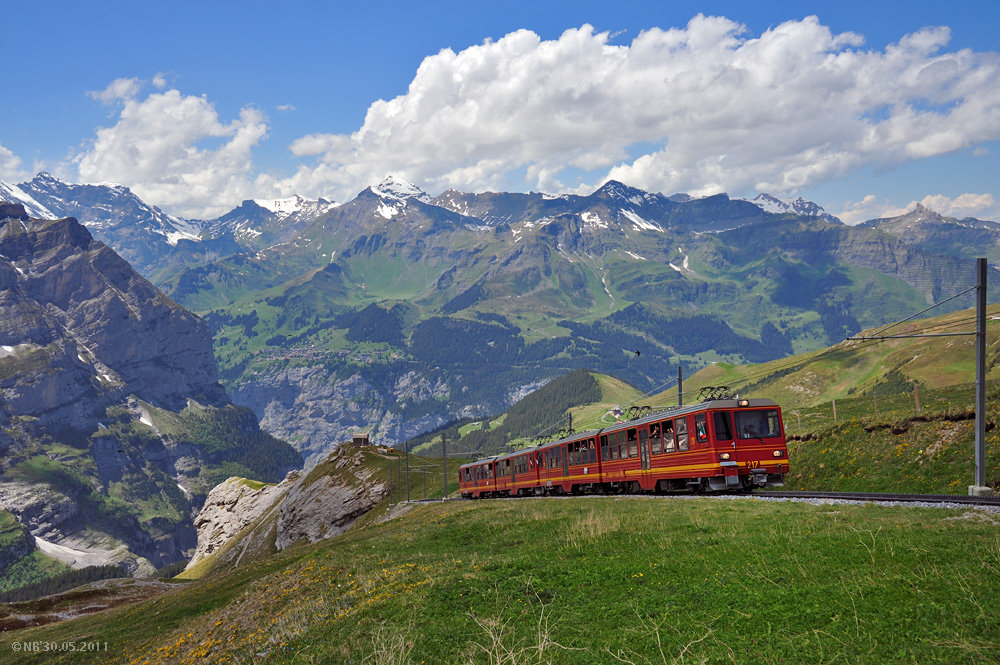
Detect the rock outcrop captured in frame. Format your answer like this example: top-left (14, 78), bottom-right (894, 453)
top-left (187, 475), bottom-right (295, 567)
top-left (186, 446), bottom-right (390, 573)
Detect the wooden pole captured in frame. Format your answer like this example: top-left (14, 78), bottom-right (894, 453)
top-left (832, 399), bottom-right (837, 423)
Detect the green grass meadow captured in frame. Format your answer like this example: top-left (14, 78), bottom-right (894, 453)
top-left (2, 497), bottom-right (999, 664)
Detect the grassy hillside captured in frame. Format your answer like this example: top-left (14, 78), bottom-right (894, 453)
top-left (2, 497), bottom-right (998, 664)
top-left (656, 302), bottom-right (1000, 410)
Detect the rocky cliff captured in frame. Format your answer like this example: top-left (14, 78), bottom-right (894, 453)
top-left (185, 446), bottom-right (390, 575)
top-left (0, 204), bottom-right (300, 580)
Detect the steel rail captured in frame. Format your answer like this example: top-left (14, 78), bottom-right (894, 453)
top-left (755, 490), bottom-right (1000, 507)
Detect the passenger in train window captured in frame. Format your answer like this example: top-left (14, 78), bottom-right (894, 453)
top-left (650, 422), bottom-right (662, 454)
top-left (663, 421), bottom-right (676, 453)
top-left (676, 418), bottom-right (689, 451)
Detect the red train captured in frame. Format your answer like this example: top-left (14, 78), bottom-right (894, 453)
top-left (459, 397), bottom-right (788, 498)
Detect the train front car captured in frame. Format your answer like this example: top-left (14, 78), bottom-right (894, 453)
top-left (705, 398), bottom-right (788, 491)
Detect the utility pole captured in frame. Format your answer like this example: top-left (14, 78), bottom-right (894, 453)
top-left (972, 257), bottom-right (991, 496)
top-left (405, 439), bottom-right (410, 503)
top-left (442, 432), bottom-right (448, 501)
top-left (677, 366), bottom-right (683, 407)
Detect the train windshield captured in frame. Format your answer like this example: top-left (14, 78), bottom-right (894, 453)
top-left (734, 409), bottom-right (782, 439)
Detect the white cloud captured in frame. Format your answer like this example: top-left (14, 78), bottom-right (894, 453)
top-left (0, 142), bottom-right (28, 182)
top-left (277, 104), bottom-right (297, 112)
top-left (73, 88), bottom-right (269, 218)
top-left (152, 73), bottom-right (168, 89)
top-left (271, 16), bottom-right (1000, 204)
top-left (836, 192), bottom-right (1000, 225)
top-left (87, 77), bottom-right (143, 104)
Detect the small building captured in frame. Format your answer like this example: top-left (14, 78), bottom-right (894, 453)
top-left (352, 432), bottom-right (371, 447)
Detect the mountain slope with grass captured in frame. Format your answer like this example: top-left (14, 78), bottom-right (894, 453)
top-left (2, 496), bottom-right (999, 664)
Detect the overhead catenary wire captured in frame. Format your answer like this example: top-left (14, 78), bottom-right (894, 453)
top-left (473, 280), bottom-right (995, 459)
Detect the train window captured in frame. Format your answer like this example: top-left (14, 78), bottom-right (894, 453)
top-left (650, 422), bottom-right (662, 454)
top-left (735, 410), bottom-right (782, 439)
top-left (676, 418), bottom-right (689, 451)
top-left (713, 412), bottom-right (733, 441)
top-left (601, 434), bottom-right (610, 462)
top-left (617, 430), bottom-right (628, 460)
top-left (627, 428), bottom-right (638, 458)
top-left (638, 428), bottom-right (648, 456)
top-left (589, 438), bottom-right (597, 464)
top-left (695, 414), bottom-right (708, 443)
top-left (663, 420), bottom-right (676, 453)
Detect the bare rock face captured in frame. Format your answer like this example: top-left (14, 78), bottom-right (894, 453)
top-left (186, 447), bottom-right (391, 572)
top-left (275, 451), bottom-right (388, 549)
top-left (187, 474), bottom-right (297, 567)
top-left (0, 206), bottom-right (227, 425)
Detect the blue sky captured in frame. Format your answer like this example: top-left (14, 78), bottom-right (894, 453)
top-left (2, 0), bottom-right (999, 223)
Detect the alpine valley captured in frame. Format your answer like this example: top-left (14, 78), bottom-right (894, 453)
top-left (4, 173), bottom-right (999, 475)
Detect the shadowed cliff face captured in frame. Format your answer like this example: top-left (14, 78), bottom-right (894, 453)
top-left (0, 204), bottom-right (301, 576)
top-left (0, 205), bottom-right (227, 422)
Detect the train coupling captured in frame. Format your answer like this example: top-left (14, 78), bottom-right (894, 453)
top-left (749, 469), bottom-right (768, 487)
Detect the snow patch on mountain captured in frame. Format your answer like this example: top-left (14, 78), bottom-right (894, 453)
top-left (0, 181), bottom-right (56, 219)
top-left (377, 202), bottom-right (400, 219)
top-left (580, 211), bottom-right (608, 229)
top-left (620, 209), bottom-right (663, 232)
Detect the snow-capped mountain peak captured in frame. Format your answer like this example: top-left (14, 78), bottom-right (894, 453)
top-left (746, 193), bottom-right (841, 223)
top-left (371, 175), bottom-right (431, 204)
top-left (254, 195), bottom-right (307, 218)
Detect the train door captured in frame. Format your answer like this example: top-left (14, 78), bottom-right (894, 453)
top-left (562, 444), bottom-right (569, 477)
top-left (637, 426), bottom-right (651, 489)
top-left (709, 411), bottom-right (738, 488)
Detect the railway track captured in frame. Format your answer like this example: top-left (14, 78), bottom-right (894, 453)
top-left (432, 490), bottom-right (1000, 507)
top-left (747, 490), bottom-right (1000, 507)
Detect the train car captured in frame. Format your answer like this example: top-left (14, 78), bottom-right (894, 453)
top-left (610, 397), bottom-right (788, 493)
top-left (508, 448), bottom-right (541, 496)
top-left (458, 457), bottom-right (498, 499)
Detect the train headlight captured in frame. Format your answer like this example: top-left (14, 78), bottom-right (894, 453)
top-left (737, 399), bottom-right (750, 407)
top-left (718, 453), bottom-right (731, 461)
top-left (773, 450), bottom-right (784, 457)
